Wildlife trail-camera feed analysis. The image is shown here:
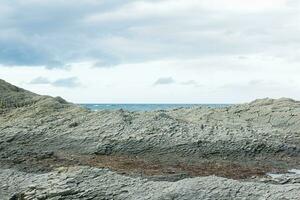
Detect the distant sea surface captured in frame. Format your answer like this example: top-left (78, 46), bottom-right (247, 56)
top-left (80, 104), bottom-right (232, 111)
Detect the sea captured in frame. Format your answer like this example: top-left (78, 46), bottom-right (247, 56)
top-left (80, 104), bottom-right (231, 111)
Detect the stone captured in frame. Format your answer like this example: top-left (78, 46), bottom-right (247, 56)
top-left (0, 79), bottom-right (300, 199)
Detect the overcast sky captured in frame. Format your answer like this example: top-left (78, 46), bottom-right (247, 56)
top-left (1, 0), bottom-right (300, 103)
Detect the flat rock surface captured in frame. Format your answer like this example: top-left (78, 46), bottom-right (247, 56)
top-left (0, 79), bottom-right (300, 199)
top-left (1, 166), bottom-right (300, 200)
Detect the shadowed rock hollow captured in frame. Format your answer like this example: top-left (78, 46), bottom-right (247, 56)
top-left (0, 79), bottom-right (300, 199)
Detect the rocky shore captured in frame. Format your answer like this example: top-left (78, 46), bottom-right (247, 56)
top-left (0, 79), bottom-right (300, 199)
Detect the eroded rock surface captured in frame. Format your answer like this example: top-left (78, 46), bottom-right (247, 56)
top-left (0, 79), bottom-right (300, 199)
top-left (1, 166), bottom-right (300, 200)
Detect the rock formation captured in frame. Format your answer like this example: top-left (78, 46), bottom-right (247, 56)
top-left (0, 79), bottom-right (299, 199)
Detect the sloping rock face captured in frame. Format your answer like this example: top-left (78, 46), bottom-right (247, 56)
top-left (0, 79), bottom-right (36, 109)
top-left (2, 167), bottom-right (300, 200)
top-left (0, 79), bottom-right (300, 199)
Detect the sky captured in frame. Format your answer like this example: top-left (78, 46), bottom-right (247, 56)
top-left (1, 0), bottom-right (300, 103)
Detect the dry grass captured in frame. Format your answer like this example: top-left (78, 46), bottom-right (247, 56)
top-left (12, 152), bottom-right (288, 180)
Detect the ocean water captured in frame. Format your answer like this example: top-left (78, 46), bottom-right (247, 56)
top-left (80, 104), bottom-right (231, 111)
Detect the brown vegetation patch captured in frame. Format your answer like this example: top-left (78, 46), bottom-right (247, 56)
top-left (78, 154), bottom-right (285, 180)
top-left (6, 152), bottom-right (289, 181)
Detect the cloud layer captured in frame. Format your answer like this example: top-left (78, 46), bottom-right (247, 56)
top-left (1, 0), bottom-right (300, 103)
top-left (1, 0), bottom-right (299, 68)
top-left (30, 76), bottom-right (81, 88)
top-left (154, 77), bottom-right (175, 85)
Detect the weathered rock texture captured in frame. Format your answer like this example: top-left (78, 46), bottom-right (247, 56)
top-left (0, 79), bottom-right (299, 199)
top-left (2, 166), bottom-right (300, 200)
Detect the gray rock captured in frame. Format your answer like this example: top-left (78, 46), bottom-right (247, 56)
top-left (0, 79), bottom-right (300, 199)
top-left (1, 166), bottom-right (300, 200)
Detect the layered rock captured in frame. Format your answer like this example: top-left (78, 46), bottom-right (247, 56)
top-left (2, 166), bottom-right (300, 200)
top-left (0, 79), bottom-right (299, 199)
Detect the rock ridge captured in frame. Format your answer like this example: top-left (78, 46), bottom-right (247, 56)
top-left (0, 79), bottom-right (299, 199)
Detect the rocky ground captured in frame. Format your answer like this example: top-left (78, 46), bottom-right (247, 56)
top-left (0, 79), bottom-right (300, 199)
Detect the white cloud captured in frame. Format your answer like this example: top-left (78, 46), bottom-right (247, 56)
top-left (51, 77), bottom-right (81, 88)
top-left (180, 80), bottom-right (201, 87)
top-left (29, 76), bottom-right (51, 84)
top-left (86, 0), bottom-right (289, 23)
top-left (82, 0), bottom-right (300, 66)
top-left (1, 53), bottom-right (300, 103)
top-left (1, 0), bottom-right (300, 103)
top-left (29, 76), bottom-right (82, 88)
top-left (154, 77), bottom-right (175, 85)
top-left (200, 0), bottom-right (288, 11)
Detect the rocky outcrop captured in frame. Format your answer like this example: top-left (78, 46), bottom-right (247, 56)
top-left (1, 167), bottom-right (300, 200)
top-left (0, 79), bottom-right (299, 199)
top-left (0, 79), bottom-right (37, 109)
top-left (1, 93), bottom-right (299, 163)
